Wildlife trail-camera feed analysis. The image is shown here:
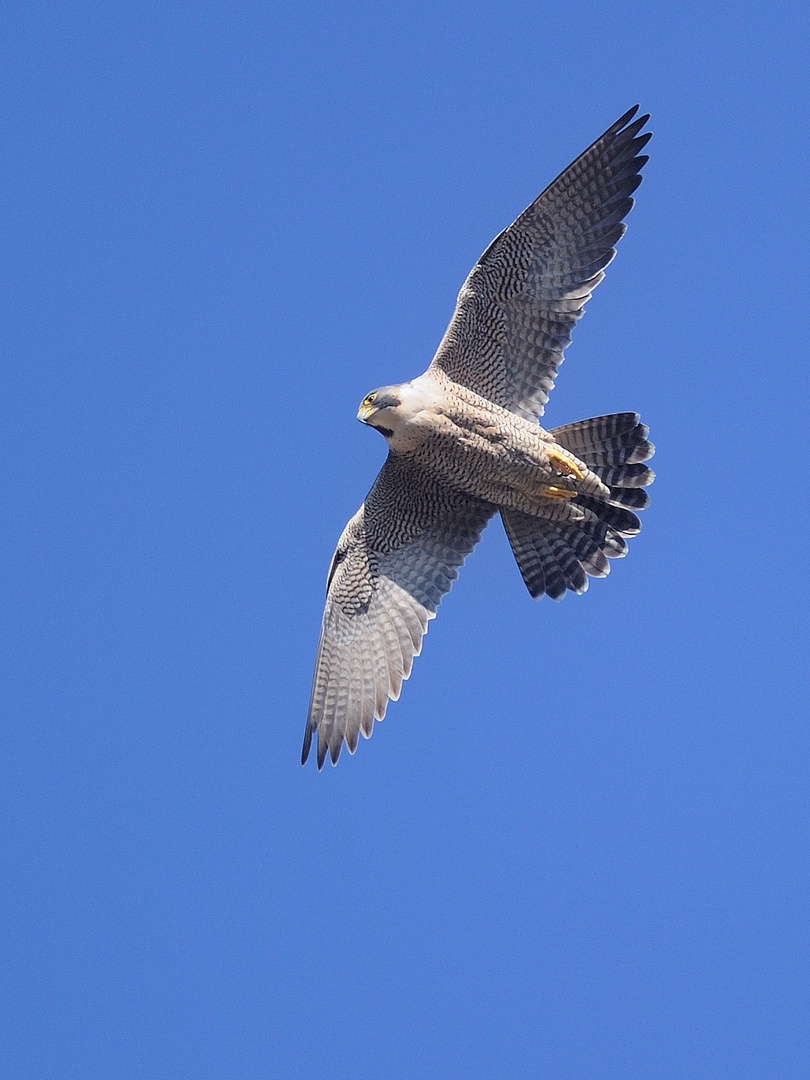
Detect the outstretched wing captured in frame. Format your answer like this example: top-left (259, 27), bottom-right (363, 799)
top-left (429, 106), bottom-right (650, 420)
top-left (303, 457), bottom-right (495, 768)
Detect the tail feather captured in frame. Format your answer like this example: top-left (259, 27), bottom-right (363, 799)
top-left (608, 487), bottom-right (650, 510)
top-left (550, 412), bottom-right (640, 451)
top-left (502, 512), bottom-right (588, 600)
top-left (503, 412), bottom-right (654, 600)
top-left (575, 494), bottom-right (642, 536)
top-left (589, 462), bottom-right (655, 489)
top-left (551, 413), bottom-right (654, 467)
top-left (548, 533), bottom-right (589, 595)
top-left (554, 521), bottom-right (611, 578)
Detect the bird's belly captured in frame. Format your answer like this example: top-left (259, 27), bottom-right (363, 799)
top-left (406, 415), bottom-right (571, 510)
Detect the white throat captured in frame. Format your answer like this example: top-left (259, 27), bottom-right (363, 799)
top-left (381, 375), bottom-right (445, 452)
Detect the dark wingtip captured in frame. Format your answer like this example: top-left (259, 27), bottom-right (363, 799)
top-left (611, 104), bottom-right (640, 131)
top-left (611, 106), bottom-right (651, 143)
top-left (301, 725), bottom-right (313, 765)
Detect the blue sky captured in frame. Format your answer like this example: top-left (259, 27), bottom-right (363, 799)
top-left (2, 2), bottom-right (809, 1077)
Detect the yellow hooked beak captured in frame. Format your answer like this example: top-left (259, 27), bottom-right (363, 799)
top-left (357, 403), bottom-right (374, 422)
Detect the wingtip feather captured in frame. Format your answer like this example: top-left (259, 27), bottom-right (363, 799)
top-left (301, 725), bottom-right (313, 766)
top-left (612, 104), bottom-right (640, 131)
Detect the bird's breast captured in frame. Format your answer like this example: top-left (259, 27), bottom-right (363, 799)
top-left (396, 407), bottom-right (554, 501)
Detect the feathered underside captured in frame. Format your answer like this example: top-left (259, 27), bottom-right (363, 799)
top-left (303, 457), bottom-right (496, 768)
top-left (303, 107), bottom-right (654, 767)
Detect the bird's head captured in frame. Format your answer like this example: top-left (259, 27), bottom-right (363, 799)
top-left (356, 385), bottom-right (404, 438)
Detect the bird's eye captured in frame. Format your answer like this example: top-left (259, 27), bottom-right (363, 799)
top-left (364, 393), bottom-right (376, 406)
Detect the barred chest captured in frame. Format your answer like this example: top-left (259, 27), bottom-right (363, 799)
top-left (400, 410), bottom-right (562, 504)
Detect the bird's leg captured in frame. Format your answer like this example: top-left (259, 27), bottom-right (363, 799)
top-left (540, 484), bottom-right (579, 501)
top-left (540, 448), bottom-right (585, 500)
top-left (547, 448), bottom-right (585, 480)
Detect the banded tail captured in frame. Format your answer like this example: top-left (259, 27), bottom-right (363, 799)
top-left (502, 413), bottom-right (654, 600)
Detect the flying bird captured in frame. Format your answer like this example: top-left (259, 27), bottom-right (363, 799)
top-left (302, 106), bottom-right (654, 769)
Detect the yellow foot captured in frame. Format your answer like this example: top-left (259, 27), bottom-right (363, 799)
top-left (541, 484), bottom-right (579, 501)
top-left (547, 448), bottom-right (585, 480)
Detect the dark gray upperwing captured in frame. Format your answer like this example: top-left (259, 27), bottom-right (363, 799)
top-left (429, 106), bottom-right (650, 420)
top-left (303, 456), bottom-right (495, 769)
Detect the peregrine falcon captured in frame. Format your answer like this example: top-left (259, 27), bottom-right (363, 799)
top-left (302, 106), bottom-right (654, 769)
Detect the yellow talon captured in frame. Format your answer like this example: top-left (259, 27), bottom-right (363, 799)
top-left (547, 448), bottom-right (585, 480)
top-left (541, 484), bottom-right (578, 501)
